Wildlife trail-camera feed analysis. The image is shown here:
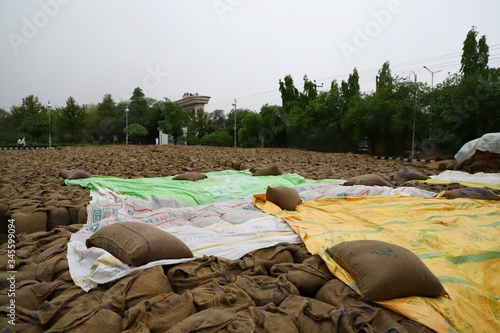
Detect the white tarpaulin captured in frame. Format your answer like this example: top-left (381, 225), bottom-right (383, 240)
top-left (454, 132), bottom-right (500, 166)
top-left (68, 183), bottom-right (436, 291)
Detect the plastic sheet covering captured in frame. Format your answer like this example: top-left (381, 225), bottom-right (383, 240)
top-left (454, 132), bottom-right (500, 166)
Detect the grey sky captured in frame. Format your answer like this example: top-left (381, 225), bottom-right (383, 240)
top-left (1, 0), bottom-right (499, 113)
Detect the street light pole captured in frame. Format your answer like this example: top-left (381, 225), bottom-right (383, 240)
top-left (125, 108), bottom-right (129, 145)
top-left (407, 72), bottom-right (417, 160)
top-left (232, 99), bottom-right (237, 147)
top-left (47, 101), bottom-right (52, 148)
top-left (423, 66), bottom-right (442, 89)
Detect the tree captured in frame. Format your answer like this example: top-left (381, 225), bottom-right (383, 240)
top-left (238, 111), bottom-right (262, 147)
top-left (124, 123), bottom-right (148, 143)
top-left (157, 99), bottom-right (190, 145)
top-left (59, 97), bottom-right (84, 143)
top-left (225, 108), bottom-right (253, 146)
top-left (11, 95), bottom-right (47, 144)
top-left (0, 108), bottom-right (14, 143)
top-left (259, 104), bottom-right (287, 147)
top-left (191, 108), bottom-right (214, 139)
top-left (460, 27), bottom-right (489, 77)
top-left (129, 87), bottom-right (148, 125)
top-left (96, 94), bottom-right (117, 143)
top-left (209, 109), bottom-right (226, 130)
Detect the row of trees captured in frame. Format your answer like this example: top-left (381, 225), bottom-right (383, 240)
top-left (1, 28), bottom-right (498, 157)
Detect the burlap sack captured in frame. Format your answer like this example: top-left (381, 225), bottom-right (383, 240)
top-left (327, 240), bottom-right (448, 301)
top-left (59, 169), bottom-right (91, 180)
top-left (167, 256), bottom-right (229, 293)
top-left (343, 174), bottom-right (392, 187)
top-left (393, 170), bottom-right (428, 184)
top-left (219, 256), bottom-right (267, 278)
top-left (12, 211), bottom-right (47, 234)
top-left (46, 306), bottom-right (122, 333)
top-left (247, 243), bottom-right (296, 272)
top-left (250, 165), bottom-right (282, 176)
top-left (86, 222), bottom-right (193, 266)
top-left (36, 285), bottom-right (90, 326)
top-left (191, 279), bottom-right (255, 311)
top-left (315, 280), bottom-right (434, 333)
top-left (102, 265), bottom-right (174, 314)
top-left (47, 207), bottom-right (71, 230)
top-left (279, 295), bottom-right (339, 332)
top-left (232, 275), bottom-right (299, 306)
top-left (442, 187), bottom-right (500, 200)
top-left (172, 171), bottom-right (207, 181)
top-left (67, 206), bottom-right (83, 225)
top-left (270, 255), bottom-right (333, 297)
top-left (266, 186), bottom-right (301, 211)
top-left (246, 305), bottom-right (299, 333)
top-left (122, 291), bottom-right (197, 332)
top-left (165, 308), bottom-right (239, 333)
top-left (77, 205), bottom-right (88, 224)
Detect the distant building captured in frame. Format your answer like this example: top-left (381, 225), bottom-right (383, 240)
top-left (157, 94), bottom-right (211, 145)
top-left (175, 94), bottom-right (211, 117)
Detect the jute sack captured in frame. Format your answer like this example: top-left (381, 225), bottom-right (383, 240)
top-left (0, 203), bottom-right (10, 234)
top-left (270, 255), bottom-right (334, 297)
top-left (77, 205), bottom-right (88, 224)
top-left (102, 265), bottom-right (174, 314)
top-left (67, 206), bottom-right (83, 225)
top-left (86, 222), bottom-right (193, 266)
top-left (266, 186), bottom-right (301, 211)
top-left (219, 256), bottom-right (267, 278)
top-left (232, 275), bottom-right (299, 306)
top-left (165, 308), bottom-right (238, 333)
top-left (59, 169), bottom-right (91, 180)
top-left (167, 256), bottom-right (229, 293)
top-left (191, 279), bottom-right (255, 311)
top-left (122, 291), bottom-right (197, 332)
top-left (442, 187), bottom-right (500, 200)
top-left (393, 170), bottom-right (428, 184)
top-left (12, 211), bottom-right (47, 234)
top-left (245, 305), bottom-right (299, 333)
top-left (47, 206), bottom-right (71, 230)
top-left (172, 171), bottom-right (207, 181)
top-left (250, 165), bottom-right (282, 176)
top-left (279, 295), bottom-right (339, 332)
top-left (247, 243), bottom-right (296, 272)
top-left (327, 240), bottom-right (448, 301)
top-left (343, 174), bottom-right (392, 187)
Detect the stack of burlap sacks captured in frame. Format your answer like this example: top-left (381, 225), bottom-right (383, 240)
top-left (0, 229), bottom-right (433, 333)
top-left (0, 170), bottom-right (90, 235)
top-left (444, 151), bottom-right (500, 173)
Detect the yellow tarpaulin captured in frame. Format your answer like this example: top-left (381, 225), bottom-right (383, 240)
top-left (254, 194), bottom-right (500, 333)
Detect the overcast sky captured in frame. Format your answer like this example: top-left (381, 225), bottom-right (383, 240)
top-left (1, 0), bottom-right (499, 114)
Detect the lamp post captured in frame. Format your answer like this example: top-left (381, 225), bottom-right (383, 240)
top-left (406, 72), bottom-right (417, 160)
top-left (47, 101), bottom-right (52, 148)
top-left (125, 108), bottom-right (129, 145)
top-left (423, 66), bottom-right (441, 89)
top-left (232, 99), bottom-right (237, 147)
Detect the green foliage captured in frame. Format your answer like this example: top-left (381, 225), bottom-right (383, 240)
top-left (191, 108), bottom-right (214, 139)
top-left (460, 27), bottom-right (489, 77)
top-left (59, 97), bottom-right (85, 143)
top-left (200, 130), bottom-right (233, 147)
top-left (209, 109), bottom-right (226, 130)
top-left (238, 111), bottom-right (262, 147)
top-left (259, 104), bottom-right (287, 147)
top-left (157, 99), bottom-right (190, 144)
top-left (124, 123), bottom-right (148, 143)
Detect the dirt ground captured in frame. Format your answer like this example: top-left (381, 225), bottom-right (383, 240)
top-left (0, 145), bottom-right (454, 236)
